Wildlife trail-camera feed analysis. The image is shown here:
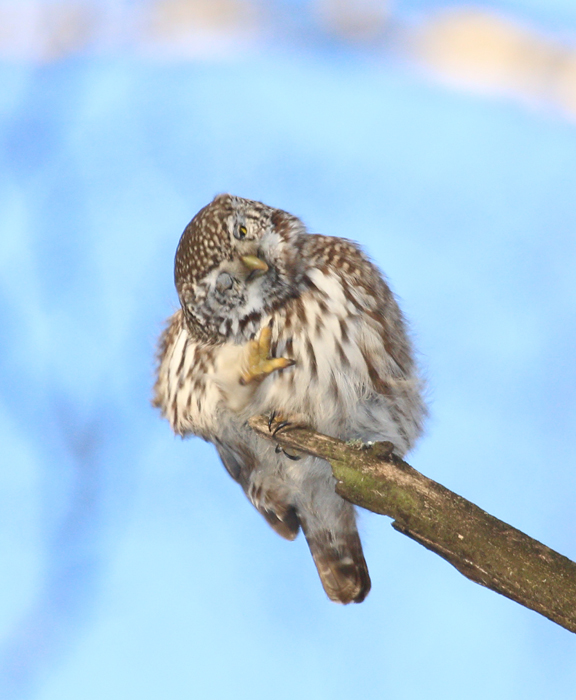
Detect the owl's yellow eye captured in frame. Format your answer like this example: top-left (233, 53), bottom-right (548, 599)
top-left (236, 225), bottom-right (248, 240)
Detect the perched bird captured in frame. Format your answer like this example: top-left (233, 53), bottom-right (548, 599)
top-left (153, 194), bottom-right (425, 604)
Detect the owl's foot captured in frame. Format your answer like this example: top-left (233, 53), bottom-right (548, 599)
top-left (267, 410), bottom-right (303, 435)
top-left (268, 410), bottom-right (306, 461)
top-left (240, 327), bottom-right (295, 386)
top-left (268, 410), bottom-right (290, 436)
top-left (275, 443), bottom-right (301, 460)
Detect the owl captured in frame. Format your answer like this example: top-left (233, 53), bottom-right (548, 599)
top-left (153, 194), bottom-right (425, 604)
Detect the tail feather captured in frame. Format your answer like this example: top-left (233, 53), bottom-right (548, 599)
top-left (303, 527), bottom-right (371, 604)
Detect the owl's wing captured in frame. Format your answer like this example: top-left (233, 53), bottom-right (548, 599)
top-left (217, 438), bottom-right (369, 601)
top-left (304, 234), bottom-right (417, 380)
top-left (214, 440), bottom-right (301, 542)
top-left (153, 310), bottom-right (220, 438)
top-left (296, 235), bottom-right (425, 452)
top-left (258, 503), bottom-right (301, 541)
top-left (214, 440), bottom-right (242, 480)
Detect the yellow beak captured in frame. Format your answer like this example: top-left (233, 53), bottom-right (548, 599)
top-left (240, 255), bottom-right (268, 272)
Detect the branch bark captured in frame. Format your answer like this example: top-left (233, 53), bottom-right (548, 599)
top-left (249, 416), bottom-right (576, 633)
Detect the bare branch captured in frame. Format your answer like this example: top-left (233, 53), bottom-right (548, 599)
top-left (250, 416), bottom-right (576, 633)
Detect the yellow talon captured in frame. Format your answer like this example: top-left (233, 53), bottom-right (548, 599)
top-left (240, 327), bottom-right (295, 385)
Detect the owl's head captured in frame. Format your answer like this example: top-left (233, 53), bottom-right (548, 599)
top-left (175, 194), bottom-right (305, 341)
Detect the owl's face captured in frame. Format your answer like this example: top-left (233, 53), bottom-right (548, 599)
top-left (175, 194), bottom-right (305, 342)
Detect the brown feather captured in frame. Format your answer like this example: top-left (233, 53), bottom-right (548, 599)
top-left (302, 526), bottom-right (371, 604)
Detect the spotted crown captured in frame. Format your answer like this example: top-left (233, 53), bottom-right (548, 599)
top-left (174, 194), bottom-right (236, 293)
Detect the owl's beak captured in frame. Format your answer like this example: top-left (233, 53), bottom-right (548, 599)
top-left (240, 255), bottom-right (269, 273)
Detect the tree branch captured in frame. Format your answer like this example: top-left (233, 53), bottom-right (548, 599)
top-left (249, 416), bottom-right (576, 633)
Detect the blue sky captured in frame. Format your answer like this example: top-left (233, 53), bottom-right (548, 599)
top-left (398, 0), bottom-right (576, 25)
top-left (1, 3), bottom-right (576, 699)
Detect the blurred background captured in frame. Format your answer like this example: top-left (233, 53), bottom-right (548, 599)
top-left (1, 1), bottom-right (576, 698)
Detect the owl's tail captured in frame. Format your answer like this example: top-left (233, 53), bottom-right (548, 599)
top-left (301, 518), bottom-right (371, 604)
